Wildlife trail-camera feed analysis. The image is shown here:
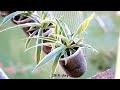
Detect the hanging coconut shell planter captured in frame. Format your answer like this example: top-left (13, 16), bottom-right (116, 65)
top-left (11, 14), bottom-right (35, 36)
top-left (59, 47), bottom-right (87, 77)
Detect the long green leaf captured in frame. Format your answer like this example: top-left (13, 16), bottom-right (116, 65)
top-left (23, 36), bottom-right (62, 45)
top-left (40, 20), bottom-right (58, 35)
top-left (36, 29), bottom-right (42, 64)
top-left (84, 44), bottom-right (98, 54)
top-left (31, 36), bottom-right (58, 43)
top-left (48, 33), bottom-right (68, 42)
top-left (23, 11), bottom-right (34, 16)
top-left (64, 51), bottom-right (68, 65)
top-left (72, 12), bottom-right (95, 39)
top-left (60, 19), bottom-right (72, 39)
top-left (55, 18), bottom-right (67, 37)
top-left (51, 53), bottom-right (62, 79)
top-left (25, 29), bottom-right (38, 49)
top-left (69, 49), bottom-right (72, 56)
top-left (76, 37), bottom-right (84, 45)
top-left (28, 16), bottom-right (40, 23)
top-left (68, 40), bottom-right (74, 45)
top-left (31, 13), bottom-right (41, 19)
top-left (42, 11), bottom-right (49, 20)
top-left (30, 14), bottom-right (41, 23)
top-left (0, 23), bottom-right (41, 33)
top-left (38, 36), bottom-right (57, 43)
top-left (25, 41), bottom-right (62, 52)
top-left (60, 50), bottom-right (67, 65)
top-left (0, 11), bottom-right (23, 27)
top-left (32, 46), bottom-right (66, 71)
top-left (70, 44), bottom-right (84, 49)
top-left (26, 26), bottom-right (39, 32)
top-left (25, 42), bottom-right (54, 52)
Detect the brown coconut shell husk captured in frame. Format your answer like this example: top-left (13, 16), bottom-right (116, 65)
top-left (42, 28), bottom-right (54, 54)
top-left (59, 47), bottom-right (87, 78)
top-left (11, 15), bottom-right (34, 36)
top-left (11, 13), bottom-right (54, 54)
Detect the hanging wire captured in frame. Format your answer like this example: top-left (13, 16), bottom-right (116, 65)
top-left (52, 11), bottom-right (82, 31)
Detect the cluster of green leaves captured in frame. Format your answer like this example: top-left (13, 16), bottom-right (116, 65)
top-left (0, 11), bottom-right (97, 78)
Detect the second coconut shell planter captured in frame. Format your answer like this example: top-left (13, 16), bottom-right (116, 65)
top-left (59, 48), bottom-right (87, 77)
top-left (12, 16), bottom-right (54, 54)
top-left (11, 12), bottom-right (54, 54)
top-left (5, 11), bottom-right (55, 54)
top-left (11, 15), bottom-right (34, 37)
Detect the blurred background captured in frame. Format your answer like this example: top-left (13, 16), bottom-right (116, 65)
top-left (0, 11), bottom-right (119, 79)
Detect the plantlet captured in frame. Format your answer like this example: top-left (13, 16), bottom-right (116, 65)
top-left (24, 12), bottom-right (97, 78)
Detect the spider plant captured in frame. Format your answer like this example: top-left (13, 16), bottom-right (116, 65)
top-left (24, 12), bottom-right (97, 78)
top-left (0, 11), bottom-right (57, 64)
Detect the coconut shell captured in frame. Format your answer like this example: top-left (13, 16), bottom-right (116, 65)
top-left (42, 28), bottom-right (54, 54)
top-left (59, 48), bottom-right (87, 78)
